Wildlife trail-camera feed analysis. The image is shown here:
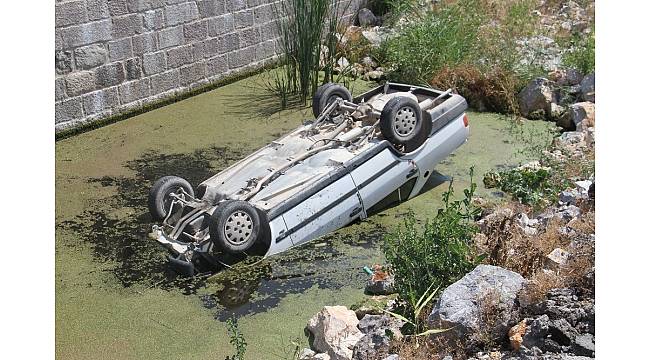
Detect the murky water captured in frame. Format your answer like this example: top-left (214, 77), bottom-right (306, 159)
top-left (55, 73), bottom-right (554, 359)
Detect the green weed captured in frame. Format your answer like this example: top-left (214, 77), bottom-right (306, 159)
top-left (225, 317), bottom-right (247, 360)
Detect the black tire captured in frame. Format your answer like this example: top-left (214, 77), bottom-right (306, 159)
top-left (148, 176), bottom-right (194, 221)
top-left (379, 96), bottom-right (430, 151)
top-left (209, 200), bottom-right (262, 254)
top-left (312, 83), bottom-right (352, 118)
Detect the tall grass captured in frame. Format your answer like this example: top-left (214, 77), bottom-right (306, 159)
top-left (271, 0), bottom-right (350, 104)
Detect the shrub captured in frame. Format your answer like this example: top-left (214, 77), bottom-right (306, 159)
top-left (383, 168), bottom-right (482, 311)
top-left (483, 163), bottom-right (564, 207)
top-left (562, 29), bottom-right (595, 75)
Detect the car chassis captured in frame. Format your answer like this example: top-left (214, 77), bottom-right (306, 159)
top-left (148, 82), bottom-right (469, 276)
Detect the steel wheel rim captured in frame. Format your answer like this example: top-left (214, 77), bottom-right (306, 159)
top-left (393, 107), bottom-right (417, 137)
top-left (224, 211), bottom-right (253, 245)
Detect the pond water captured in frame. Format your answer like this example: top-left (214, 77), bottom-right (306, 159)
top-left (55, 73), bottom-right (554, 359)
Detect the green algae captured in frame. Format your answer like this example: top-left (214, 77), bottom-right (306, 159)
top-left (56, 71), bottom-right (553, 359)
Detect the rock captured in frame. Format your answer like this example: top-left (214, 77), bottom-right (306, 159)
top-left (549, 103), bottom-right (566, 121)
top-left (558, 189), bottom-right (579, 205)
top-left (554, 131), bottom-right (586, 153)
top-left (428, 265), bottom-right (527, 347)
top-left (558, 102), bottom-right (595, 130)
top-left (583, 127), bottom-right (595, 148)
top-left (572, 333), bottom-right (595, 357)
top-left (545, 248), bottom-right (570, 270)
top-left (382, 355), bottom-right (399, 360)
top-left (307, 306), bottom-right (364, 360)
top-left (548, 68), bottom-right (583, 86)
top-left (518, 78), bottom-right (557, 119)
top-left (361, 27), bottom-right (391, 47)
top-left (580, 73), bottom-right (595, 102)
top-left (574, 180), bottom-right (592, 194)
top-left (299, 348), bottom-right (317, 360)
top-left (314, 354), bottom-right (332, 360)
top-left (362, 70), bottom-right (384, 81)
top-left (365, 276), bottom-right (395, 295)
top-left (357, 8), bottom-right (377, 27)
top-left (509, 319), bottom-right (527, 351)
top-left (353, 314), bottom-right (404, 360)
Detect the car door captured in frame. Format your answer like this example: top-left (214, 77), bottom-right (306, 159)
top-left (282, 172), bottom-right (363, 247)
top-left (348, 147), bottom-right (417, 211)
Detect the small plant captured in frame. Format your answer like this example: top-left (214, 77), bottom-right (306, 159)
top-left (225, 317), bottom-right (247, 360)
top-left (562, 29), bottom-right (595, 75)
top-left (382, 282), bottom-right (449, 340)
top-left (483, 163), bottom-right (562, 207)
top-left (383, 167), bottom-right (483, 331)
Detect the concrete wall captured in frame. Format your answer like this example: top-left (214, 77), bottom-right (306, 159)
top-left (55, 0), bottom-right (365, 132)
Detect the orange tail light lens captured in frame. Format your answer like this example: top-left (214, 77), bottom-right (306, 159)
top-left (463, 114), bottom-right (469, 127)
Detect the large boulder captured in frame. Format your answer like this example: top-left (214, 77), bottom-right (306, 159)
top-left (518, 78), bottom-right (558, 119)
top-left (428, 265), bottom-right (527, 347)
top-left (557, 102), bottom-right (595, 130)
top-left (548, 68), bottom-right (583, 86)
top-left (580, 73), bottom-right (595, 102)
top-left (307, 306), bottom-right (364, 360)
top-left (353, 314), bottom-right (404, 360)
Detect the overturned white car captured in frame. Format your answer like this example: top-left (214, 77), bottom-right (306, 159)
top-left (148, 82), bottom-right (469, 275)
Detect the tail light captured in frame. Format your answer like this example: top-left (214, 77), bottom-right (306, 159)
top-left (463, 114), bottom-right (469, 127)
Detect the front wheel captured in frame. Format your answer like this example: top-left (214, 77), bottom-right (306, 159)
top-left (312, 83), bottom-right (352, 118)
top-left (148, 176), bottom-right (194, 221)
top-left (209, 200), bottom-right (262, 254)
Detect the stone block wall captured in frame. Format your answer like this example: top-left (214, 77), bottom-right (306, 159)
top-left (55, 0), bottom-right (366, 132)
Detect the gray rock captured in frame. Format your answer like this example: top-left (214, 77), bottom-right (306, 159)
top-left (353, 314), bottom-right (404, 360)
top-left (299, 348), bottom-right (317, 360)
top-left (545, 248), bottom-right (569, 270)
top-left (74, 44), bottom-right (108, 70)
top-left (572, 333), bottom-right (595, 357)
top-left (365, 276), bottom-right (395, 295)
top-left (554, 131), bottom-right (586, 152)
top-left (65, 71), bottom-right (96, 96)
top-left (95, 62), bottom-right (125, 88)
top-left (382, 355), bottom-right (399, 360)
top-left (363, 70), bottom-right (384, 81)
top-left (358, 8), bottom-right (378, 27)
top-left (518, 78), bottom-right (557, 119)
top-left (580, 73), bottom-right (595, 102)
top-left (60, 19), bottom-right (112, 48)
top-left (558, 102), bottom-right (595, 130)
top-left (549, 68), bottom-right (583, 86)
top-left (428, 265), bottom-right (526, 347)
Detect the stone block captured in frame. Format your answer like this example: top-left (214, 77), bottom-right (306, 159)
top-left (254, 4), bottom-right (274, 24)
top-left (234, 9), bottom-right (254, 29)
top-left (56, 1), bottom-right (88, 27)
top-left (60, 20), bottom-right (112, 48)
top-left (239, 27), bottom-right (259, 47)
top-left (119, 78), bottom-right (151, 104)
top-left (226, 0), bottom-right (246, 12)
top-left (65, 71), bottom-right (96, 96)
top-left (108, 38), bottom-right (133, 61)
top-left (56, 51), bottom-right (73, 75)
top-left (179, 62), bottom-right (205, 86)
top-left (95, 62), bottom-right (125, 87)
top-left (74, 44), bottom-right (108, 70)
top-left (108, 0), bottom-right (129, 16)
top-left (159, 26), bottom-right (184, 49)
top-left (56, 30), bottom-right (63, 51)
top-left (55, 78), bottom-right (66, 101)
top-left (125, 57), bottom-right (143, 80)
top-left (197, 0), bottom-right (226, 17)
top-left (143, 51), bottom-right (166, 75)
top-left (165, 2), bottom-right (200, 27)
top-left (56, 97), bottom-right (84, 124)
top-left (144, 9), bottom-right (165, 31)
top-left (112, 14), bottom-right (143, 39)
top-left (86, 0), bottom-right (110, 21)
top-left (132, 33), bottom-right (157, 55)
top-left (83, 88), bottom-right (119, 115)
top-left (184, 20), bottom-right (208, 42)
top-left (126, 0), bottom-right (164, 12)
top-left (167, 45), bottom-right (193, 68)
top-left (151, 69), bottom-right (180, 93)
top-left (206, 55), bottom-right (227, 76)
top-left (208, 14), bottom-right (234, 37)
top-left (218, 33), bottom-right (239, 54)
top-left (228, 46), bottom-right (255, 69)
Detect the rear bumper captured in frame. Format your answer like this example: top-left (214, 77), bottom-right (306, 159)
top-left (148, 225), bottom-right (190, 255)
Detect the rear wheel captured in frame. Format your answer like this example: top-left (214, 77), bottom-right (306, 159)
top-left (312, 83), bottom-right (352, 118)
top-left (379, 96), bottom-right (431, 151)
top-left (209, 200), bottom-right (261, 254)
top-left (148, 176), bottom-right (194, 221)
